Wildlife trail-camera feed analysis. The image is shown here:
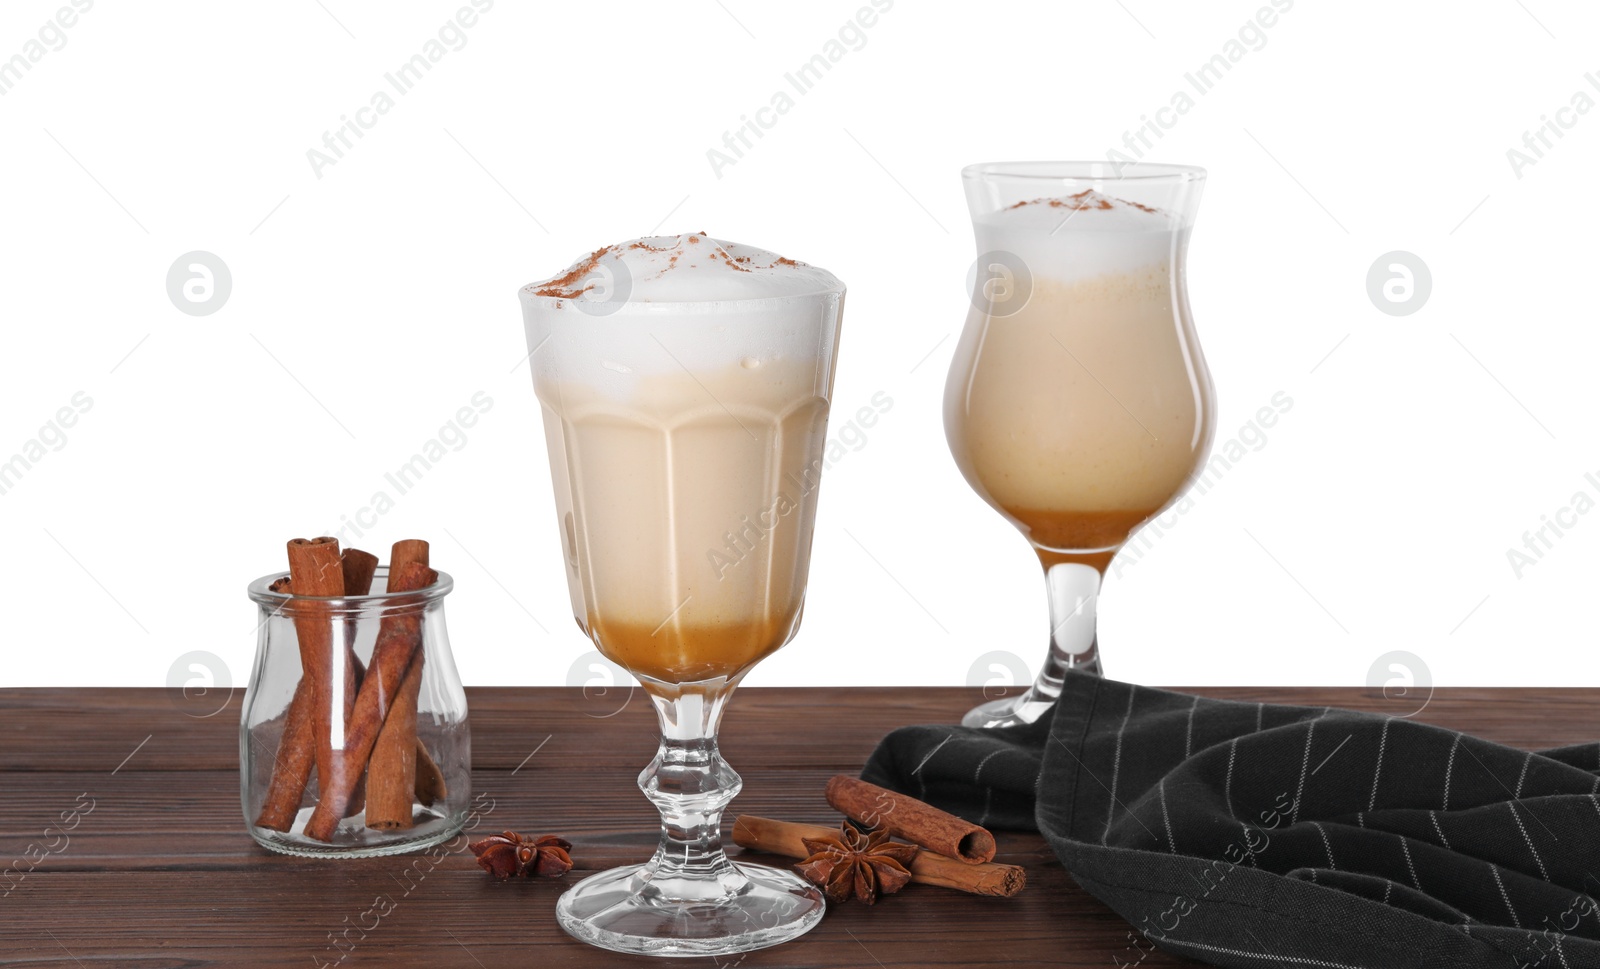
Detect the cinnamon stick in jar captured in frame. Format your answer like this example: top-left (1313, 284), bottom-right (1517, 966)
top-left (302, 560), bottom-right (436, 841)
top-left (365, 539), bottom-right (431, 830)
top-left (340, 548), bottom-right (379, 600)
top-left (341, 549), bottom-right (443, 812)
top-left (342, 653), bottom-right (444, 810)
top-left (414, 738), bottom-right (447, 806)
top-left (255, 577), bottom-right (304, 831)
top-left (826, 775), bottom-right (997, 865)
top-left (365, 660), bottom-right (424, 829)
top-left (287, 538), bottom-right (346, 790)
top-left (254, 661), bottom-right (316, 831)
top-left (732, 816), bottom-right (1024, 898)
top-left (389, 541), bottom-right (448, 808)
top-left (338, 548), bottom-right (379, 818)
top-left (388, 539), bottom-right (429, 575)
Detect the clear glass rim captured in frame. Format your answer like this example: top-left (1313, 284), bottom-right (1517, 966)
top-left (962, 160), bottom-right (1207, 183)
top-left (517, 284), bottom-right (847, 314)
top-left (246, 568), bottom-right (454, 607)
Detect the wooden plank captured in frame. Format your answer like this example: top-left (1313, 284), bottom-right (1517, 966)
top-left (0, 686), bottom-right (1593, 968)
top-left (0, 853), bottom-right (1167, 968)
top-left (0, 768), bottom-right (1050, 859)
top-left (2, 686), bottom-right (1592, 772)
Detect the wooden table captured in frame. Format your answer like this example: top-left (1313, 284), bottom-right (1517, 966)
top-left (0, 686), bottom-right (1591, 967)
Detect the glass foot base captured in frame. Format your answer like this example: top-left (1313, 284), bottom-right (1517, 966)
top-left (963, 653), bottom-right (1100, 729)
top-left (556, 861), bottom-right (825, 958)
top-left (962, 691), bottom-right (1058, 729)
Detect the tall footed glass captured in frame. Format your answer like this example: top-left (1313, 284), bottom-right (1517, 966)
top-left (946, 162), bottom-right (1215, 728)
top-left (519, 243), bottom-right (844, 957)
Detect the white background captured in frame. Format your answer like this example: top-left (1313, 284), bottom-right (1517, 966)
top-left (2, 0), bottom-right (1597, 693)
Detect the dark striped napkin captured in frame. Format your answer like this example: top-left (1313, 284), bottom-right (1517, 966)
top-left (862, 672), bottom-right (1600, 969)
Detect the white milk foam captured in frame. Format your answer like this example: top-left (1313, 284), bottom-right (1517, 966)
top-left (522, 234), bottom-right (845, 384)
top-left (525, 233), bottom-right (844, 304)
top-left (974, 190), bottom-right (1183, 286)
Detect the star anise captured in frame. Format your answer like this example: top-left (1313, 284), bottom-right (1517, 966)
top-left (469, 831), bottom-right (574, 880)
top-left (796, 822), bottom-right (919, 905)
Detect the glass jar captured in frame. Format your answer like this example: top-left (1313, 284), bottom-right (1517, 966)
top-left (241, 567), bottom-right (470, 857)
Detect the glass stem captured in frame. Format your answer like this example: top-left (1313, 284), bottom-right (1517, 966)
top-left (1022, 562), bottom-right (1104, 705)
top-left (637, 684), bottom-right (747, 902)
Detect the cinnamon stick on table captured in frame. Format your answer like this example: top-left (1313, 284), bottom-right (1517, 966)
top-left (732, 816), bottom-right (1025, 898)
top-left (366, 540), bottom-right (431, 830)
top-left (302, 560), bottom-right (437, 841)
top-left (826, 775), bottom-right (997, 865)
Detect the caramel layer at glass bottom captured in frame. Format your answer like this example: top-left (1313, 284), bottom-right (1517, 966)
top-left (589, 612), bottom-right (798, 688)
top-left (1007, 506), bottom-right (1162, 573)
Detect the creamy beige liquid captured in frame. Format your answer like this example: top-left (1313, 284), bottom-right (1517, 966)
top-left (946, 264), bottom-right (1211, 568)
top-left (538, 359), bottom-right (830, 687)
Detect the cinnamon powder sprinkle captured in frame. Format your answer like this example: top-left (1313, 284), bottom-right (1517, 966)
top-left (533, 234), bottom-right (813, 295)
top-left (533, 245), bottom-right (614, 299)
top-left (710, 248), bottom-right (754, 273)
top-left (1008, 190), bottom-right (1162, 215)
